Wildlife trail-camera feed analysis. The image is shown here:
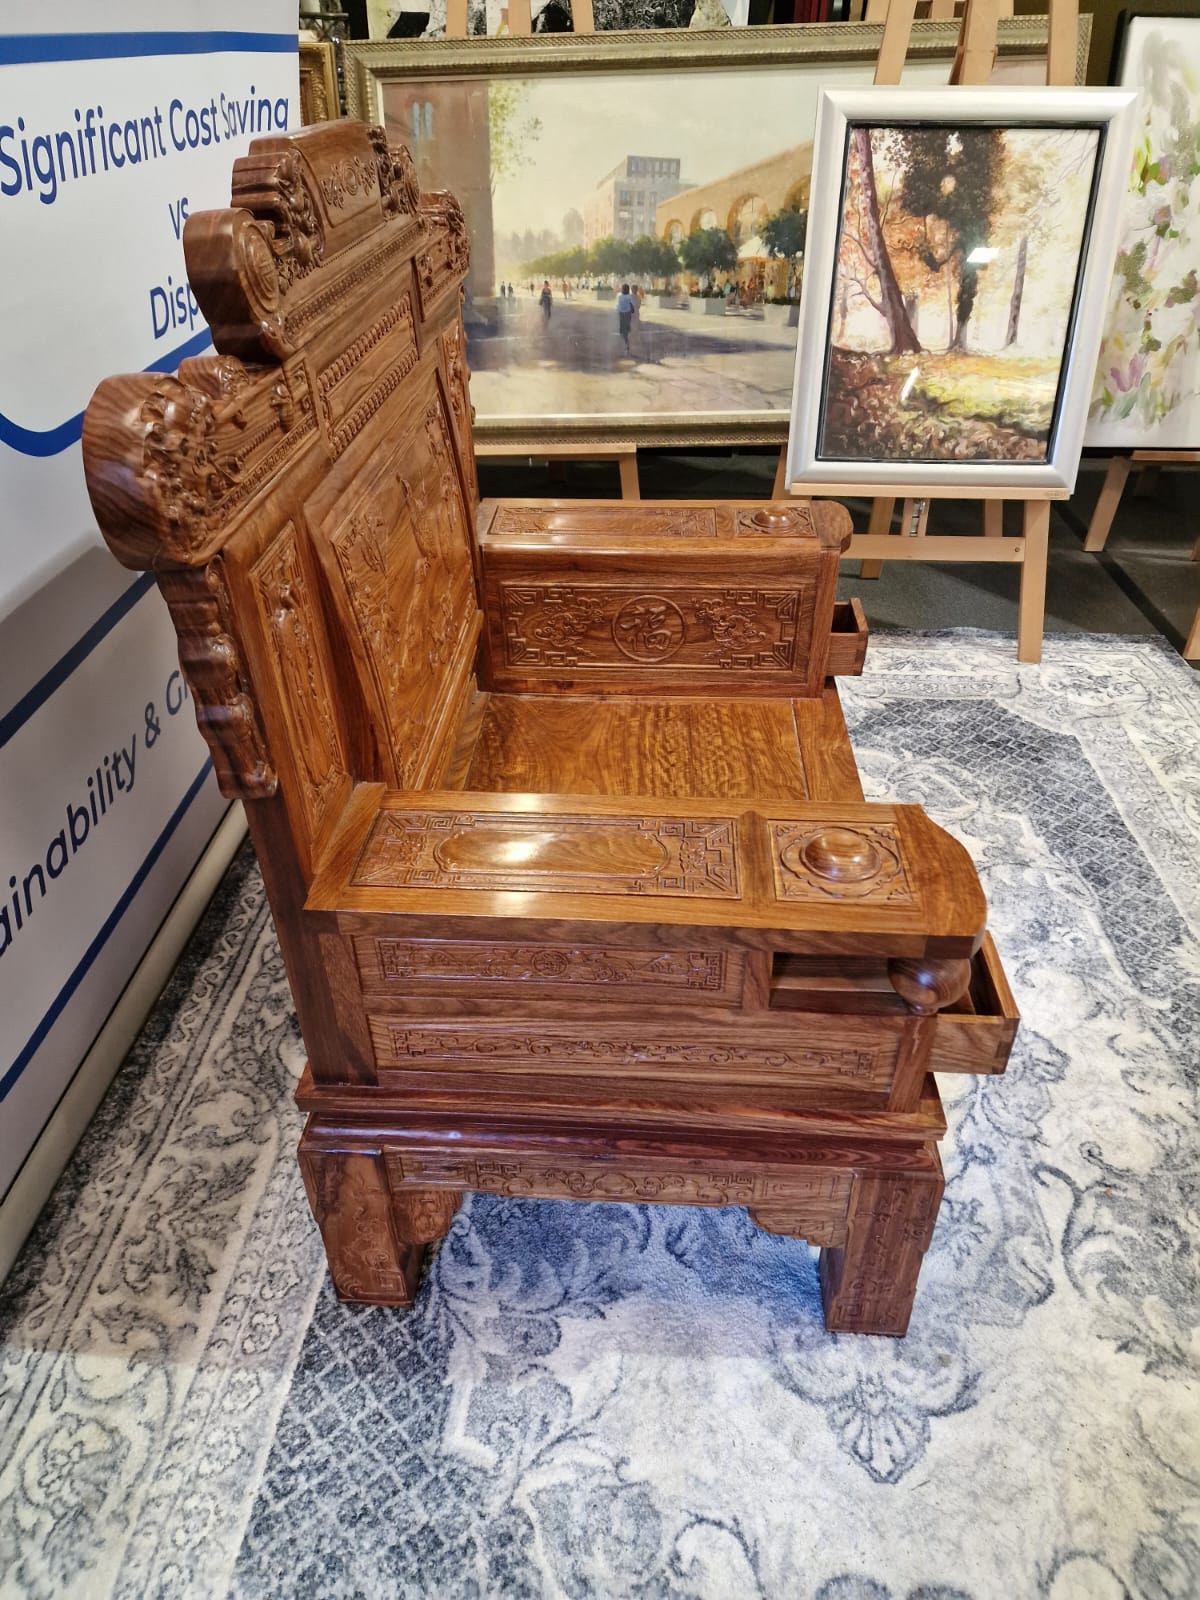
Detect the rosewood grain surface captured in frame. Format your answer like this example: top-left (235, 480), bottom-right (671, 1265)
top-left (465, 694), bottom-right (810, 800)
top-left (82, 117), bottom-right (1018, 1338)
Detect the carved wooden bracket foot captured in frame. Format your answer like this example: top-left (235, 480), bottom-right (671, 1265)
top-left (818, 1147), bottom-right (944, 1337)
top-left (298, 1132), bottom-right (463, 1307)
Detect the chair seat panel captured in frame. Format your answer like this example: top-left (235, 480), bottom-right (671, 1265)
top-left (465, 692), bottom-right (810, 800)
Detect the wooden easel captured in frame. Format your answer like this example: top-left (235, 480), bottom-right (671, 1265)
top-left (1082, 452), bottom-right (1200, 659)
top-left (775, 0), bottom-right (1079, 663)
top-left (446, 0), bottom-right (640, 497)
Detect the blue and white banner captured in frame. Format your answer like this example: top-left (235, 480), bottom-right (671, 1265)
top-left (0, 4), bottom-right (297, 1199)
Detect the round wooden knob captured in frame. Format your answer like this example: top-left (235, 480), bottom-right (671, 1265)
top-left (747, 506), bottom-right (805, 533)
top-left (888, 956), bottom-right (972, 1014)
top-left (799, 826), bottom-right (882, 883)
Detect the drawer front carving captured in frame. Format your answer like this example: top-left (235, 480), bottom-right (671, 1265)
top-left (354, 937), bottom-right (743, 1003)
top-left (352, 810), bottom-right (741, 898)
top-left (500, 583), bottom-right (808, 673)
top-left (369, 1019), bottom-right (895, 1091)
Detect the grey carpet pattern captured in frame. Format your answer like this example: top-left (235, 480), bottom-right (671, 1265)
top-left (1, 633), bottom-right (1198, 1600)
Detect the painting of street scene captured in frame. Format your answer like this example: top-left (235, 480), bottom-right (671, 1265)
top-left (818, 121), bottom-right (1100, 464)
top-left (381, 63), bottom-right (953, 426)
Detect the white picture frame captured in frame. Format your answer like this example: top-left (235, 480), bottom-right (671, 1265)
top-left (1085, 11), bottom-right (1200, 452)
top-left (786, 86), bottom-right (1136, 493)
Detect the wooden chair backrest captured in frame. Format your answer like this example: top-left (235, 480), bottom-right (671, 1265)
top-left (83, 120), bottom-right (480, 877)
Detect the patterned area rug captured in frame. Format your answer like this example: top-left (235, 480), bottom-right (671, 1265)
top-left (2, 632), bottom-right (1199, 1600)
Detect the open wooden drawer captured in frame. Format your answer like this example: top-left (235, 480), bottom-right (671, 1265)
top-left (927, 933), bottom-right (1019, 1075)
top-left (827, 598), bottom-right (869, 678)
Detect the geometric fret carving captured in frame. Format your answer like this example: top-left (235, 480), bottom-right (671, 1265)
top-left (501, 584), bottom-right (805, 671)
top-left (351, 810), bottom-right (741, 897)
top-left (771, 822), bottom-right (914, 906)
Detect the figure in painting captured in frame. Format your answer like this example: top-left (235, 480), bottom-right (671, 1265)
top-left (616, 281), bottom-right (637, 354)
top-left (539, 279), bottom-right (553, 324)
top-left (821, 122), bottom-right (1100, 464)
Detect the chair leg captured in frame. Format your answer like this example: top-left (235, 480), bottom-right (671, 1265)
top-left (818, 1150), bottom-right (943, 1337)
top-left (298, 1136), bottom-right (462, 1306)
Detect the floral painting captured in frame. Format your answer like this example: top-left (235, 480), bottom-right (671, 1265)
top-left (817, 121), bottom-right (1100, 465)
top-left (1086, 15), bottom-right (1200, 450)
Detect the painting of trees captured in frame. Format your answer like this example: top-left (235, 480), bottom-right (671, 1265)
top-left (680, 227), bottom-right (739, 289)
top-left (488, 82), bottom-right (542, 192)
top-left (821, 120), bottom-right (1101, 465)
top-left (895, 127), bottom-right (999, 350)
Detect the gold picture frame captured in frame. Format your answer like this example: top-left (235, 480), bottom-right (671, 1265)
top-left (343, 19), bottom-right (1092, 449)
top-left (300, 39), bottom-right (341, 125)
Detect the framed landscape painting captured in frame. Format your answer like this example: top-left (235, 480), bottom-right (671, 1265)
top-left (1086, 8), bottom-right (1200, 451)
top-left (343, 20), bottom-right (1089, 447)
top-left (786, 87), bottom-right (1135, 492)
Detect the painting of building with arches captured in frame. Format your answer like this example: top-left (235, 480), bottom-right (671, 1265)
top-left (359, 21), bottom-right (1087, 442)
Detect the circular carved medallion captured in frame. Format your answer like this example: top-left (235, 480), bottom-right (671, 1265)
top-left (612, 595), bottom-right (685, 662)
top-left (239, 220), bottom-right (281, 310)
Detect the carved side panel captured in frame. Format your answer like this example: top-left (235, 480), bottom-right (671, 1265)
top-left (771, 822), bottom-right (915, 907)
top-left (490, 506), bottom-right (719, 539)
top-left (251, 523), bottom-right (347, 838)
top-left (441, 313), bottom-right (478, 507)
top-left (354, 937), bottom-right (740, 1003)
top-left (317, 295), bottom-right (418, 456)
top-left (316, 390), bottom-right (477, 787)
top-left (501, 584), bottom-right (807, 673)
top-left (369, 1021), bottom-right (888, 1090)
top-left (157, 560), bottom-right (276, 799)
top-left (351, 809), bottom-right (741, 898)
top-left (414, 191), bottom-right (470, 320)
top-left (386, 1150), bottom-right (851, 1242)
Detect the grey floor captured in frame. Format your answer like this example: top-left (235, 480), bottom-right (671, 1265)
top-left (478, 452), bottom-right (1200, 656)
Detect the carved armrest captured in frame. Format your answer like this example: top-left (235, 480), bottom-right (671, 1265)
top-left (308, 787), bottom-right (987, 1002)
top-left (475, 498), bottom-right (860, 697)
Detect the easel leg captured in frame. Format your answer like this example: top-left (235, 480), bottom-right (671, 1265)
top-left (860, 497), bottom-right (895, 579)
top-left (618, 450), bottom-right (641, 501)
top-left (1017, 499), bottom-right (1051, 664)
top-left (772, 445), bottom-right (789, 500)
top-left (1083, 456), bottom-right (1132, 552)
top-left (1184, 604), bottom-right (1200, 662)
top-left (1133, 463), bottom-right (1161, 498)
top-left (983, 500), bottom-right (1004, 537)
top-left (298, 1132), bottom-right (462, 1306)
top-left (819, 1152), bottom-right (944, 1336)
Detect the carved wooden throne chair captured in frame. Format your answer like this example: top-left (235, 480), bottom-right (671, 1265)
top-left (83, 122), bottom-right (1018, 1336)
